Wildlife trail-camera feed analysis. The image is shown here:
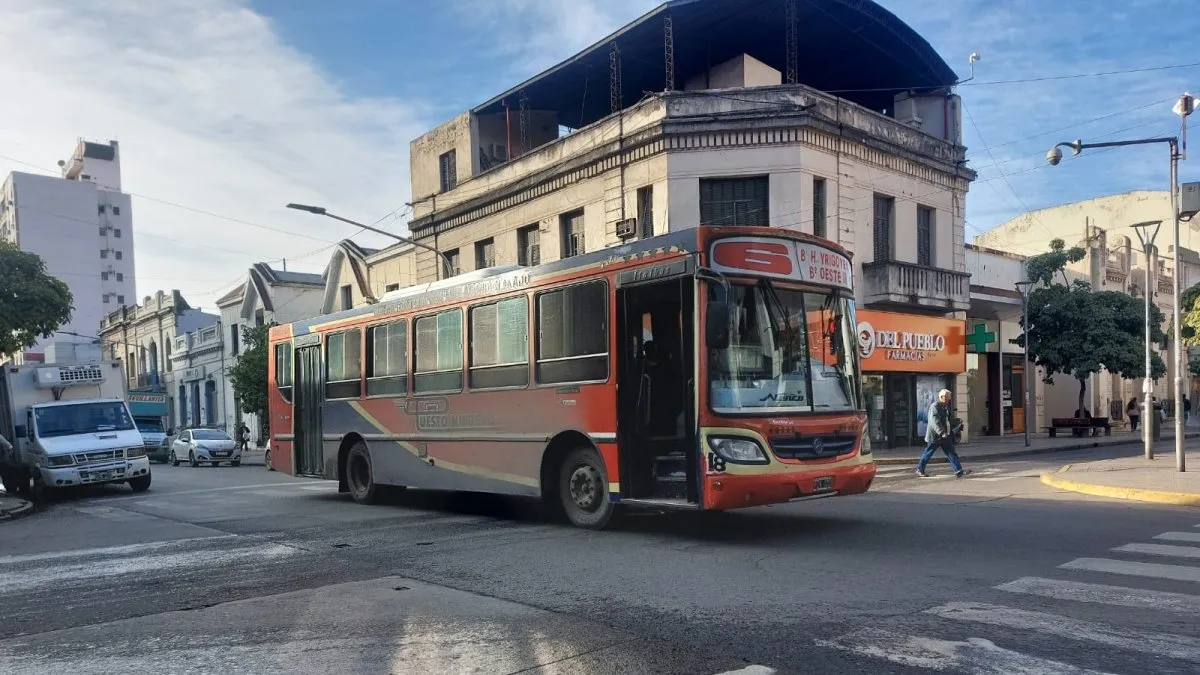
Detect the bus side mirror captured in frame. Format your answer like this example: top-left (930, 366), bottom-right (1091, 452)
top-left (706, 303), bottom-right (730, 350)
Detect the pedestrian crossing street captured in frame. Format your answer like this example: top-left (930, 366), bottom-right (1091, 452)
top-left (874, 465), bottom-right (1037, 482)
top-left (812, 521), bottom-right (1200, 673)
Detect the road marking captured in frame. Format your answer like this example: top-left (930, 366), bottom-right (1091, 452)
top-left (0, 543), bottom-right (297, 593)
top-left (0, 534), bottom-right (240, 566)
top-left (996, 576), bottom-right (1200, 614)
top-left (816, 628), bottom-right (1114, 674)
top-left (1060, 557), bottom-right (1200, 583)
top-left (101, 481), bottom-right (324, 501)
top-left (927, 601), bottom-right (1200, 663)
top-left (1113, 542), bottom-right (1200, 559)
top-left (1155, 531), bottom-right (1200, 543)
top-left (713, 667), bottom-right (776, 675)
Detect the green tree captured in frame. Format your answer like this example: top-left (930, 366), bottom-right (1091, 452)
top-left (1016, 240), bottom-right (1166, 416)
top-left (0, 242), bottom-right (74, 357)
top-left (1180, 281), bottom-right (1200, 345)
top-left (227, 324), bottom-right (274, 420)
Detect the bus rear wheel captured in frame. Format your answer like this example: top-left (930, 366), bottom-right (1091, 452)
top-left (558, 446), bottom-right (614, 529)
top-left (345, 442), bottom-right (378, 505)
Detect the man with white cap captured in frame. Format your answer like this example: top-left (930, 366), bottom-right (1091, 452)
top-left (916, 388), bottom-right (970, 478)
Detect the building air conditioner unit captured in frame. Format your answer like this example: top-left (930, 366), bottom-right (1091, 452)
top-left (1181, 181), bottom-right (1200, 220)
top-left (35, 364), bottom-right (106, 389)
top-left (615, 218), bottom-right (637, 239)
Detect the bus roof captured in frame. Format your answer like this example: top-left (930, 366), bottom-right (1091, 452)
top-left (271, 226), bottom-right (850, 340)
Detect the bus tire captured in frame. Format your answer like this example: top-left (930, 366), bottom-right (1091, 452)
top-left (558, 446), bottom-right (614, 529)
top-left (345, 441), bottom-right (378, 505)
top-left (129, 474), bottom-right (151, 492)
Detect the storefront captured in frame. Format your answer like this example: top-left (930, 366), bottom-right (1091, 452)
top-left (964, 318), bottom-right (1033, 437)
top-left (856, 310), bottom-right (967, 449)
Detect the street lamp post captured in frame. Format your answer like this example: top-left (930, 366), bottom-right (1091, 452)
top-left (1016, 280), bottom-right (1035, 448)
top-left (285, 203), bottom-right (455, 281)
top-left (1131, 220), bottom-right (1163, 461)
top-left (1048, 94), bottom-right (1192, 472)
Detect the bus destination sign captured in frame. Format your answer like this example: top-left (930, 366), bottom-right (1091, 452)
top-left (709, 236), bottom-right (853, 291)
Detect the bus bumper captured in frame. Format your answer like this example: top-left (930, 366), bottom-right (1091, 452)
top-left (704, 462), bottom-right (875, 511)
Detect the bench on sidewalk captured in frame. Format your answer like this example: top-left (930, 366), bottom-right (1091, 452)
top-left (1045, 417), bottom-right (1111, 438)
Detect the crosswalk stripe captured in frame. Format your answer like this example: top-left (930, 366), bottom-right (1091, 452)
top-left (996, 576), bottom-right (1200, 614)
top-left (927, 601), bottom-right (1200, 663)
top-left (816, 628), bottom-right (1115, 674)
top-left (0, 534), bottom-right (239, 566)
top-left (712, 667), bottom-right (776, 675)
top-left (1155, 532), bottom-right (1200, 543)
top-left (1113, 542), bottom-right (1200, 559)
top-left (1060, 557), bottom-right (1200, 583)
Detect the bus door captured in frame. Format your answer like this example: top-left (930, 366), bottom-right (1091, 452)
top-left (615, 274), bottom-right (696, 502)
top-left (293, 344), bottom-right (325, 477)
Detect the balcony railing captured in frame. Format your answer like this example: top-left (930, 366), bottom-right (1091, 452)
top-left (862, 260), bottom-right (971, 312)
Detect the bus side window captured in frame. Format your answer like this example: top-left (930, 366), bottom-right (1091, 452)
top-left (413, 309), bottom-right (464, 394)
top-left (535, 280), bottom-right (608, 385)
top-left (469, 297), bottom-right (529, 390)
top-left (325, 329), bottom-right (362, 399)
top-left (274, 342), bottom-right (293, 403)
top-left (367, 320), bottom-right (408, 396)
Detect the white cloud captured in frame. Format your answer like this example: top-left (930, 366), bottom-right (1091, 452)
top-left (0, 0), bottom-right (431, 314)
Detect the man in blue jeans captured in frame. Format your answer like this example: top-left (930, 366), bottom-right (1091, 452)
top-left (916, 388), bottom-right (971, 478)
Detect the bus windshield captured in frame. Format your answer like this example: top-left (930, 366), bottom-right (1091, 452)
top-left (707, 280), bottom-right (860, 414)
top-left (135, 418), bottom-right (164, 434)
top-left (34, 402), bottom-right (136, 438)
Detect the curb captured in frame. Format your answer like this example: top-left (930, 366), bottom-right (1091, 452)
top-left (873, 433), bottom-right (1197, 467)
top-left (1040, 470), bottom-right (1200, 506)
top-left (0, 497), bottom-right (34, 522)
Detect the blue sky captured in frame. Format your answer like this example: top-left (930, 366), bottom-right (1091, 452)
top-left (1, 0), bottom-right (1198, 309)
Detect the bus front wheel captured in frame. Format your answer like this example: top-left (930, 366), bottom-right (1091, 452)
top-left (558, 446), bottom-right (614, 529)
top-left (345, 442), bottom-right (378, 505)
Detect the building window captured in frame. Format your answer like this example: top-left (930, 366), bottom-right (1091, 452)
top-left (637, 186), bottom-right (654, 238)
top-left (98, 204), bottom-right (105, 214)
top-left (414, 309), bottom-right (463, 393)
top-left (178, 385), bottom-right (187, 426)
top-left (113, 228), bottom-right (121, 238)
top-left (475, 238), bottom-right (495, 269)
top-left (103, 294), bottom-right (111, 304)
top-left (340, 284), bottom-right (352, 311)
top-left (204, 381), bottom-right (217, 425)
top-left (324, 329), bottom-right (362, 399)
top-left (255, 309), bottom-right (265, 326)
top-left (117, 295), bottom-right (125, 304)
top-left (384, 283), bottom-right (400, 292)
top-left (445, 249), bottom-right (460, 277)
top-left (439, 149), bottom-right (458, 192)
top-left (99, 226), bottom-right (106, 236)
top-left (100, 249), bottom-right (108, 259)
top-left (813, 178), bottom-right (827, 239)
top-left (101, 272), bottom-right (109, 281)
top-left (560, 210), bottom-right (585, 259)
top-left (116, 272), bottom-right (123, 282)
top-left (367, 320), bottom-right (408, 396)
top-left (917, 205), bottom-right (935, 267)
top-left (699, 177), bottom-right (769, 227)
top-left (112, 206), bottom-right (120, 216)
top-left (115, 251), bottom-right (123, 260)
top-left (873, 194), bottom-right (895, 261)
top-left (469, 297), bottom-right (529, 389)
top-left (535, 281), bottom-right (608, 384)
top-left (230, 324), bottom-right (240, 356)
top-left (517, 225), bottom-right (540, 266)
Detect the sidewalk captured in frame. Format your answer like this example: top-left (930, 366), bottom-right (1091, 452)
top-left (871, 427), bottom-right (1200, 466)
top-left (0, 490), bottom-right (32, 521)
top-left (240, 448), bottom-right (268, 466)
top-left (1040, 454), bottom-right (1200, 506)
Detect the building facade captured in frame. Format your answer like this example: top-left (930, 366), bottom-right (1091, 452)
top-left (217, 263), bottom-right (324, 443)
top-left (98, 290), bottom-right (218, 428)
top-left (0, 139), bottom-right (136, 361)
top-left (974, 190), bottom-right (1200, 421)
top-left (170, 322), bottom-right (229, 431)
top-left (390, 0), bottom-right (974, 447)
top-left (321, 240), bottom-right (416, 314)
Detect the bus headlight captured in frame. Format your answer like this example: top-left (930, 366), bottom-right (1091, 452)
top-left (707, 437), bottom-right (769, 464)
top-left (44, 455), bottom-right (75, 467)
top-left (126, 446), bottom-right (147, 458)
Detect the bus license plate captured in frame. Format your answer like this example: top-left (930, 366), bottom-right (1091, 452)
top-left (814, 476), bottom-right (833, 491)
top-left (92, 471), bottom-right (111, 481)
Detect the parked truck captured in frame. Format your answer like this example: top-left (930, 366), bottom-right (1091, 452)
top-left (0, 355), bottom-right (152, 498)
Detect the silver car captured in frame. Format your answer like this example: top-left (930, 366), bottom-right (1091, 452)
top-left (170, 428), bottom-right (241, 467)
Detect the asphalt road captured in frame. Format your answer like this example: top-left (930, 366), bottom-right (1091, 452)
top-left (1, 445), bottom-right (1198, 674)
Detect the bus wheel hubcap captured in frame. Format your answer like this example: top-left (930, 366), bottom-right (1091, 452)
top-left (569, 465), bottom-right (601, 512)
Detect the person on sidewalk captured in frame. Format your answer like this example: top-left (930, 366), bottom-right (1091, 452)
top-left (916, 389), bottom-right (971, 478)
top-left (1127, 398), bottom-right (1140, 432)
top-left (1184, 395), bottom-right (1191, 425)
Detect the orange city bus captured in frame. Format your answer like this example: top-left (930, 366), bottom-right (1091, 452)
top-left (267, 225), bottom-right (873, 528)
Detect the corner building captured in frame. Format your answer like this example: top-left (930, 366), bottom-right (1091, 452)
top-left (320, 0), bottom-right (978, 446)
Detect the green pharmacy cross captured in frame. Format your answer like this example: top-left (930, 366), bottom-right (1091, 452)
top-left (966, 323), bottom-right (996, 352)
